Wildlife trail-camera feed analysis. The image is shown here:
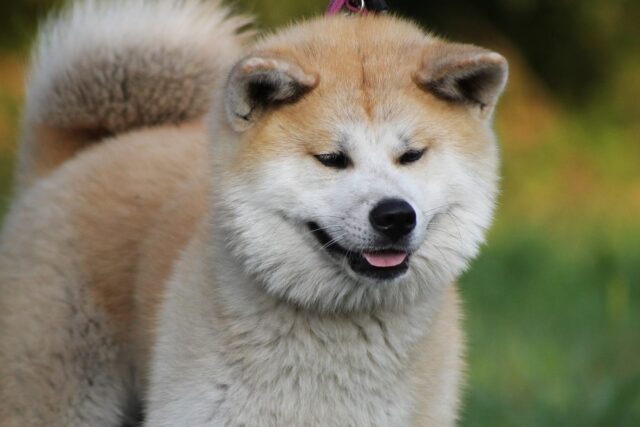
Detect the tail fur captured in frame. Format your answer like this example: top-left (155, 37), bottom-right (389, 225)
top-left (18, 0), bottom-right (249, 190)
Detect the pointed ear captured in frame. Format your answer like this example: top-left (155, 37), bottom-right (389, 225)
top-left (415, 43), bottom-right (508, 119)
top-left (224, 55), bottom-right (318, 132)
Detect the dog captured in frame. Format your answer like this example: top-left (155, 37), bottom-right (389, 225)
top-left (0, 0), bottom-right (507, 425)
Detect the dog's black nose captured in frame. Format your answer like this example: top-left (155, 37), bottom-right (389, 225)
top-left (369, 199), bottom-right (416, 242)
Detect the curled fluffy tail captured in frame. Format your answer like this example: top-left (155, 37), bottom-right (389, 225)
top-left (18, 0), bottom-right (249, 190)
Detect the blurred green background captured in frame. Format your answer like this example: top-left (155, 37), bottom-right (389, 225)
top-left (1, 0), bottom-right (638, 425)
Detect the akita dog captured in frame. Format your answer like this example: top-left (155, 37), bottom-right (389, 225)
top-left (0, 0), bottom-right (507, 425)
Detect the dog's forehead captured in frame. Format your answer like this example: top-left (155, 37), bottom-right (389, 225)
top-left (336, 122), bottom-right (406, 151)
top-left (255, 15), bottom-right (431, 86)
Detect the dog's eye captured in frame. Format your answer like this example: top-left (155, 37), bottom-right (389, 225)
top-left (398, 148), bottom-right (427, 165)
top-left (314, 152), bottom-right (351, 169)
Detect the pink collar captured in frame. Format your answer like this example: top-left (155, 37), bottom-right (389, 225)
top-left (326, 0), bottom-right (369, 16)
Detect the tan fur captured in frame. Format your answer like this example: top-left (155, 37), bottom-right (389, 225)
top-left (56, 122), bottom-right (211, 389)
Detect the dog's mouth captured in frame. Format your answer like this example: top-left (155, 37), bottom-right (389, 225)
top-left (307, 222), bottom-right (410, 280)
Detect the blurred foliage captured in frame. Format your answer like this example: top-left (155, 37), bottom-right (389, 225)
top-left (462, 226), bottom-right (640, 426)
top-left (392, 0), bottom-right (640, 107)
top-left (0, 0), bottom-right (638, 426)
top-left (0, 0), bottom-right (64, 52)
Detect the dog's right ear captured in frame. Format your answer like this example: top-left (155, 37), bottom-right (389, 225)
top-left (225, 55), bottom-right (318, 132)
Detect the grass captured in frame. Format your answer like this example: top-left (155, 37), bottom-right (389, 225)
top-left (461, 225), bottom-right (640, 426)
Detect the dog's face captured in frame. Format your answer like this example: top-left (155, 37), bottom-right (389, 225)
top-left (213, 16), bottom-right (507, 312)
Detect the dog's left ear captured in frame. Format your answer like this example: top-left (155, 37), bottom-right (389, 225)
top-left (415, 43), bottom-right (508, 120)
top-left (225, 55), bottom-right (318, 132)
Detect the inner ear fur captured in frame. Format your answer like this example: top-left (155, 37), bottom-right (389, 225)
top-left (415, 42), bottom-right (508, 118)
top-left (225, 55), bottom-right (318, 132)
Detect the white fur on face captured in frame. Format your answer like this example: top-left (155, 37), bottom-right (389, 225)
top-left (216, 100), bottom-right (499, 313)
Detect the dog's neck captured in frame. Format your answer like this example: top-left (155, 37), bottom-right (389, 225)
top-left (150, 225), bottom-right (445, 424)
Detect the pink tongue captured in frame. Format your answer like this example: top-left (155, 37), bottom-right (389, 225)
top-left (362, 252), bottom-right (408, 268)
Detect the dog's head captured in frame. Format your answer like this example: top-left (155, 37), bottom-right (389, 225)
top-left (210, 15), bottom-right (508, 312)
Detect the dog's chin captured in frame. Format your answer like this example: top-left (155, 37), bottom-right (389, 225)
top-left (306, 222), bottom-right (411, 281)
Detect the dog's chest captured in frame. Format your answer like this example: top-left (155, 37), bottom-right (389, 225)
top-left (207, 310), bottom-right (424, 426)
